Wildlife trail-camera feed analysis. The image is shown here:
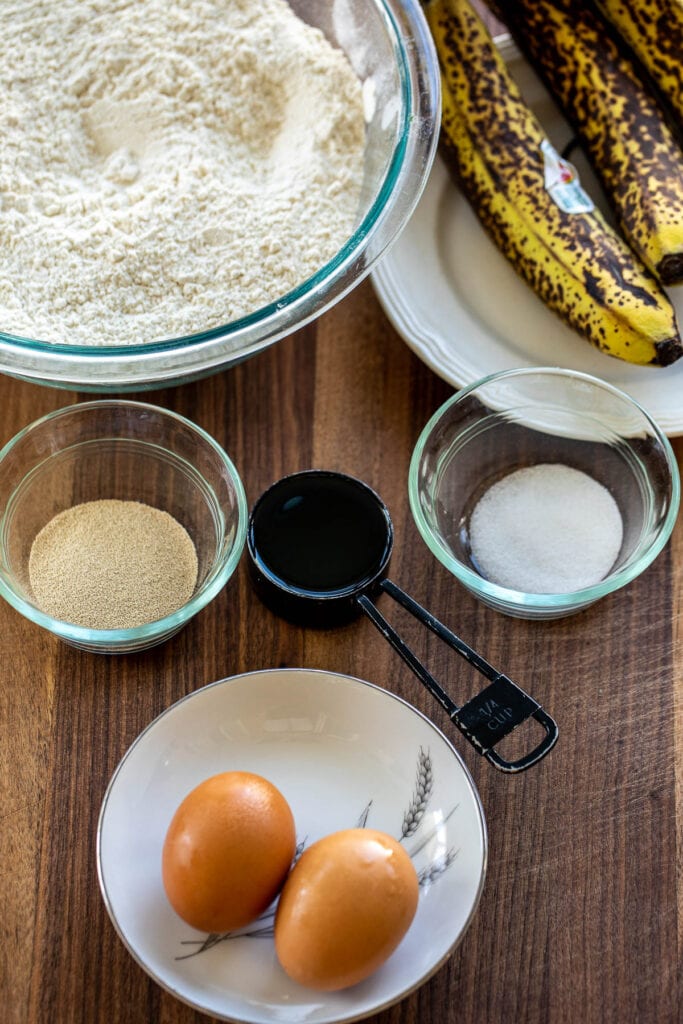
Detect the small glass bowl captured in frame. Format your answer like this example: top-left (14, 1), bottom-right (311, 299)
top-left (409, 367), bottom-right (680, 619)
top-left (0, 401), bottom-right (247, 651)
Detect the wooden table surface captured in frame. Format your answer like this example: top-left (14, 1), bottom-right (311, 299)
top-left (1, 278), bottom-right (681, 1023)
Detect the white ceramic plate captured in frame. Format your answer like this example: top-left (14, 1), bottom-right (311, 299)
top-left (372, 40), bottom-right (683, 435)
top-left (97, 668), bottom-right (487, 1024)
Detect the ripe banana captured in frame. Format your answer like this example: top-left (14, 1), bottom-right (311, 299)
top-left (424, 0), bottom-right (682, 366)
top-left (492, 0), bottom-right (683, 287)
top-left (593, 0), bottom-right (683, 135)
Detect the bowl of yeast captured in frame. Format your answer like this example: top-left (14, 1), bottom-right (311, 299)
top-left (0, 400), bottom-right (247, 651)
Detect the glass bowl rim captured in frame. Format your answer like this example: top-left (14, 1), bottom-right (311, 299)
top-left (408, 365), bottom-right (681, 610)
top-left (0, 399), bottom-right (248, 644)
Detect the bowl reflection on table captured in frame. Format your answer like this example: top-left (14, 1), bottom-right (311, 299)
top-left (409, 367), bottom-right (680, 619)
top-left (0, 0), bottom-right (439, 393)
top-left (0, 400), bottom-right (247, 652)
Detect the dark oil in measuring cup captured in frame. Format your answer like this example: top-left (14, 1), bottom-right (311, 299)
top-left (249, 472), bottom-right (392, 596)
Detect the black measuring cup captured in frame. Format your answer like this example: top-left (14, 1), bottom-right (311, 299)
top-left (247, 470), bottom-right (558, 773)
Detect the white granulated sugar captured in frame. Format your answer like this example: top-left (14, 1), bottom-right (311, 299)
top-left (469, 463), bottom-right (624, 594)
top-left (0, 0), bottom-right (366, 345)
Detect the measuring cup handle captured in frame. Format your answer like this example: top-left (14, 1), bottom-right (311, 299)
top-left (454, 676), bottom-right (559, 773)
top-left (480, 706), bottom-right (559, 773)
top-left (355, 581), bottom-right (558, 773)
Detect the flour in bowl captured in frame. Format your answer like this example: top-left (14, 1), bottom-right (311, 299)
top-left (0, 0), bottom-right (366, 345)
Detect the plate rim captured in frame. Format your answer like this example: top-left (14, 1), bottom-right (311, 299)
top-left (96, 666), bottom-right (489, 1024)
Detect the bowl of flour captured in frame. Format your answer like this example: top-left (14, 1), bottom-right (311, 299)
top-left (0, 0), bottom-right (439, 390)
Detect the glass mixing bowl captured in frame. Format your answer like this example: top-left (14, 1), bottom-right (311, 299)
top-left (409, 368), bottom-right (680, 619)
top-left (0, 0), bottom-right (439, 392)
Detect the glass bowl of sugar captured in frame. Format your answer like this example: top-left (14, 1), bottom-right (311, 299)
top-left (409, 367), bottom-right (680, 619)
top-left (0, 401), bottom-right (247, 652)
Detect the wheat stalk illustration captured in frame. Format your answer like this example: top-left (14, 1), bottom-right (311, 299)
top-left (401, 747), bottom-right (433, 839)
top-left (176, 915), bottom-right (277, 960)
top-left (417, 847), bottom-right (460, 888)
top-left (356, 799), bottom-right (373, 828)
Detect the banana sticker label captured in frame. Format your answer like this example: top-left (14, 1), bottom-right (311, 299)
top-left (541, 139), bottom-right (594, 214)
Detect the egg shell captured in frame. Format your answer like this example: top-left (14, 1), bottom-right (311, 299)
top-left (161, 770), bottom-right (296, 933)
top-left (274, 827), bottom-right (419, 991)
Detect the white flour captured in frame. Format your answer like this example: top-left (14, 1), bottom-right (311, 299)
top-left (0, 0), bottom-right (366, 345)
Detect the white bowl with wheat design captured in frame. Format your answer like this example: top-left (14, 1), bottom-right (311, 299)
top-left (97, 668), bottom-right (487, 1023)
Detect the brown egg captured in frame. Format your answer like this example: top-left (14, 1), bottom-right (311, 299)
top-left (162, 771), bottom-right (296, 933)
top-left (274, 827), bottom-right (419, 991)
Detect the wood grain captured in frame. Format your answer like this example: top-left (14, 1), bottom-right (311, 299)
top-left (1, 279), bottom-right (681, 1023)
